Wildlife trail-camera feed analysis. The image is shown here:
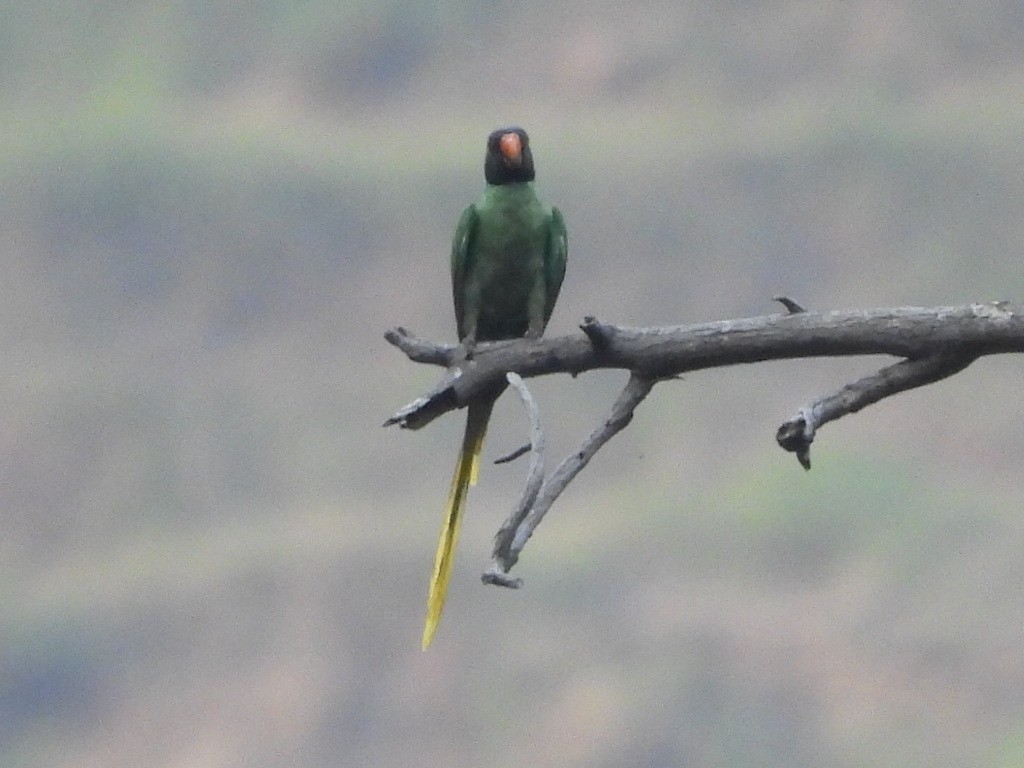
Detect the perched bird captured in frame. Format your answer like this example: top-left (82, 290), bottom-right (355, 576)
top-left (422, 128), bottom-right (568, 649)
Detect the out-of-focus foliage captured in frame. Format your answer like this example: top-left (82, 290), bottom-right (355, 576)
top-left (4, 1), bottom-right (1024, 766)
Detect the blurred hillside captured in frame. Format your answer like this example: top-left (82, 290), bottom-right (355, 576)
top-left (3, 2), bottom-right (1024, 766)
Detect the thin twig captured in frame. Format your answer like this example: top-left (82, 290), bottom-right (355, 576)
top-left (773, 295), bottom-right (807, 314)
top-left (383, 327), bottom-right (456, 366)
top-left (506, 373), bottom-right (657, 567)
top-left (776, 353), bottom-right (977, 469)
top-left (483, 374), bottom-right (545, 588)
top-left (493, 443), bottom-right (531, 464)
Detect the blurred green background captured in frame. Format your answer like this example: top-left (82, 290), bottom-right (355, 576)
top-left (3, 1), bottom-right (1024, 766)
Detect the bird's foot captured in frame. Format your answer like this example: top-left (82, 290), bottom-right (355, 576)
top-left (459, 338), bottom-right (477, 361)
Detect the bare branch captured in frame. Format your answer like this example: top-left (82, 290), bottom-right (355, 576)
top-left (493, 443), bottom-right (531, 464)
top-left (776, 352), bottom-right (977, 469)
top-left (773, 295), bottom-right (807, 314)
top-left (382, 366), bottom-right (462, 429)
top-left (383, 327), bottom-right (456, 366)
top-left (387, 301), bottom-right (1022, 586)
top-left (483, 373), bottom-right (545, 589)
top-left (580, 315), bottom-right (618, 350)
top-left (384, 303), bottom-right (1024, 431)
top-left (500, 373), bottom-right (658, 575)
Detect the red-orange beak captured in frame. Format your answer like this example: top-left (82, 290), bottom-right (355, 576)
top-left (499, 132), bottom-right (523, 166)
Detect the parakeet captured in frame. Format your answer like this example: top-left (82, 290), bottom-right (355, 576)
top-left (422, 127), bottom-right (568, 649)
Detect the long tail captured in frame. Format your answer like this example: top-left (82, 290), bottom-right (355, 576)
top-left (421, 398), bottom-right (494, 649)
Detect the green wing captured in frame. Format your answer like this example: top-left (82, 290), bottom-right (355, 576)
top-left (543, 206), bottom-right (568, 326)
top-left (450, 204), bottom-right (479, 340)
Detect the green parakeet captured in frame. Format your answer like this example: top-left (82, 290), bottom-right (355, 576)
top-left (423, 128), bottom-right (568, 649)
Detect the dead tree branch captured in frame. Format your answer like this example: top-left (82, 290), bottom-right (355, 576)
top-left (386, 301), bottom-right (1024, 581)
top-left (385, 303), bottom-right (1024, 431)
top-left (484, 372), bottom-right (657, 586)
top-left (483, 373), bottom-right (546, 588)
top-left (776, 352), bottom-right (977, 469)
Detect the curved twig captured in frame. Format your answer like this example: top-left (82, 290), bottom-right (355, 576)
top-left (776, 352), bottom-right (977, 469)
top-left (483, 373), bottom-right (545, 588)
top-left (507, 373), bottom-right (657, 568)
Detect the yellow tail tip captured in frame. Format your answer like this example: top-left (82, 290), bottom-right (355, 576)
top-left (420, 406), bottom-right (489, 649)
top-left (421, 623), bottom-right (436, 650)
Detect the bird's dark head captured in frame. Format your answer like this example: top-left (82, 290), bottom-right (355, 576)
top-left (484, 127), bottom-right (535, 185)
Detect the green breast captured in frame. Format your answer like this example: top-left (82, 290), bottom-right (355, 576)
top-left (471, 184), bottom-right (551, 341)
